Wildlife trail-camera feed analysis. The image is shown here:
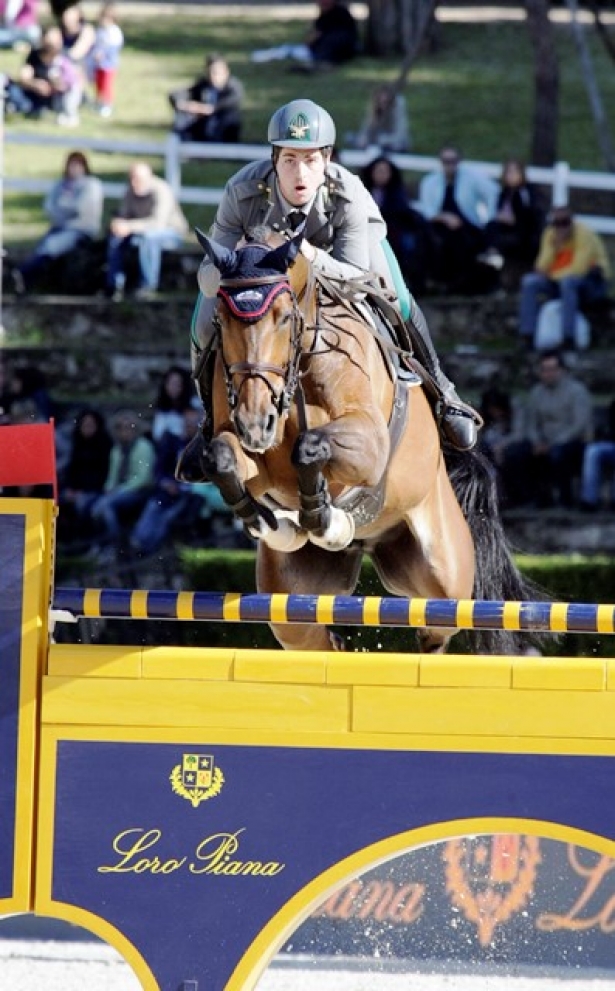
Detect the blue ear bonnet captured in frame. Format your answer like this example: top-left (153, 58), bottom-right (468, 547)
top-left (217, 242), bottom-right (293, 323)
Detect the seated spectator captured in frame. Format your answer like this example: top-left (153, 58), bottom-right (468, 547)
top-left (0, 0), bottom-right (41, 49)
top-left (18, 151), bottom-right (103, 291)
top-left (500, 351), bottom-right (593, 508)
top-left (85, 1), bottom-right (123, 117)
top-left (346, 83), bottom-right (411, 153)
top-left (579, 398), bottom-right (615, 512)
top-left (251, 0), bottom-right (358, 71)
top-left (478, 386), bottom-right (526, 506)
top-left (169, 54), bottom-right (243, 143)
top-left (4, 25), bottom-right (82, 124)
top-left (518, 205), bottom-right (611, 350)
top-left (88, 409), bottom-right (155, 556)
top-left (130, 408), bottom-right (208, 556)
top-left (105, 161), bottom-right (188, 300)
top-left (151, 365), bottom-right (197, 443)
top-left (417, 144), bottom-right (499, 294)
top-left (479, 158), bottom-right (544, 275)
top-left (58, 408), bottom-right (113, 541)
top-left (361, 154), bottom-right (429, 294)
top-left (5, 364), bottom-right (53, 420)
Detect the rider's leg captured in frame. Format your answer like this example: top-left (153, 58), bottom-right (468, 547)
top-left (175, 292), bottom-right (217, 482)
top-left (381, 239), bottom-right (481, 451)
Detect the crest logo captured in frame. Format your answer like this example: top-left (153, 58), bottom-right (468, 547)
top-left (444, 834), bottom-right (541, 945)
top-left (287, 113), bottom-right (311, 141)
top-left (170, 754), bottom-right (225, 808)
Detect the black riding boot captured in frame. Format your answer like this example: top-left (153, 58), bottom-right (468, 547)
top-left (175, 348), bottom-right (216, 483)
top-left (406, 299), bottom-right (481, 451)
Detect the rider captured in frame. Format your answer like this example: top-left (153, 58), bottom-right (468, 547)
top-left (178, 99), bottom-right (480, 479)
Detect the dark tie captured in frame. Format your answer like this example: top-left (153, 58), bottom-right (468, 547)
top-left (287, 210), bottom-right (306, 231)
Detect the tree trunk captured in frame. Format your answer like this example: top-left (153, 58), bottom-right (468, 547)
top-left (565, 0), bottom-right (615, 171)
top-left (525, 0), bottom-right (560, 166)
top-left (366, 0), bottom-right (437, 57)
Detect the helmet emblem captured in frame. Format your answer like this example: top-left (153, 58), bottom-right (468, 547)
top-left (287, 113), bottom-right (311, 141)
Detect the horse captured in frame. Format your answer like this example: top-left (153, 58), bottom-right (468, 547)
top-left (188, 228), bottom-right (538, 655)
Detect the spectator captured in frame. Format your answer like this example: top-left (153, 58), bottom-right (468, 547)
top-left (360, 154), bottom-right (429, 294)
top-left (169, 54), bottom-right (243, 144)
top-left (251, 0), bottom-right (358, 71)
top-left (58, 408), bottom-right (113, 540)
top-left (502, 351), bottom-right (593, 508)
top-left (417, 144), bottom-right (499, 294)
top-left (5, 364), bottom-right (53, 420)
top-left (579, 398), bottom-right (615, 512)
top-left (18, 151), bottom-right (103, 291)
top-left (346, 83), bottom-right (411, 153)
top-left (151, 365), bottom-right (196, 443)
top-left (86, 1), bottom-right (123, 117)
top-left (58, 2), bottom-right (95, 68)
top-left (4, 25), bottom-right (82, 124)
top-left (479, 158), bottom-right (544, 275)
top-left (478, 386), bottom-right (526, 506)
top-left (518, 205), bottom-right (611, 351)
top-left (0, 0), bottom-right (41, 49)
top-left (88, 409), bottom-right (155, 555)
top-left (105, 162), bottom-right (188, 300)
top-left (130, 408), bottom-right (208, 556)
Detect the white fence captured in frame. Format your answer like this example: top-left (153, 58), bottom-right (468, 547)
top-left (5, 130), bottom-right (615, 235)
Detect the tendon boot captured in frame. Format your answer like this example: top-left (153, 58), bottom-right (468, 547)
top-left (175, 348), bottom-right (216, 483)
top-left (406, 300), bottom-right (482, 451)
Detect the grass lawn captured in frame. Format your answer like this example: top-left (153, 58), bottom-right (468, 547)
top-left (4, 5), bottom-right (615, 247)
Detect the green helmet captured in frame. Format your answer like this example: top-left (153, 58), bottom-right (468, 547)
top-left (267, 99), bottom-right (336, 150)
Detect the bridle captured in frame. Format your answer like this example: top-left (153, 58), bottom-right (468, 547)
top-left (214, 272), bottom-right (306, 418)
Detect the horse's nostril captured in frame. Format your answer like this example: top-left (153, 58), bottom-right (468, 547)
top-left (266, 414), bottom-right (276, 436)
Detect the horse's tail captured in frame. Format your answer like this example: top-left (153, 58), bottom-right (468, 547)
top-left (445, 446), bottom-right (551, 655)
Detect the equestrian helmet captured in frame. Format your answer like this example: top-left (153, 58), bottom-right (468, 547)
top-left (267, 99), bottom-right (336, 149)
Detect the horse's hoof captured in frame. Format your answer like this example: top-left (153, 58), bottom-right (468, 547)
top-left (308, 507), bottom-right (355, 551)
top-left (250, 513), bottom-right (309, 552)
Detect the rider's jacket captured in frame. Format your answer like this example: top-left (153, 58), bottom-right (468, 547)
top-left (200, 158), bottom-right (392, 295)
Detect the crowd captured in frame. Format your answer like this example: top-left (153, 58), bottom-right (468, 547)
top-left (0, 360), bottom-right (243, 562)
top-left (3, 3), bottom-right (614, 526)
top-left (478, 351), bottom-right (614, 512)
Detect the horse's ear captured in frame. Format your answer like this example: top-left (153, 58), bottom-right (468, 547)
top-left (194, 227), bottom-right (238, 274)
top-left (261, 233), bottom-right (304, 273)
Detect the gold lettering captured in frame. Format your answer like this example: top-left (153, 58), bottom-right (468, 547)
top-left (98, 828), bottom-right (186, 875)
top-left (189, 830), bottom-right (285, 877)
top-left (537, 847), bottom-right (615, 934)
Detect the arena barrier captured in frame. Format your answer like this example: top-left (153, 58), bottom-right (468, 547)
top-left (3, 426), bottom-right (615, 990)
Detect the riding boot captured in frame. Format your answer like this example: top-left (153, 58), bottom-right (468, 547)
top-left (175, 347), bottom-right (216, 483)
top-left (406, 299), bottom-right (482, 451)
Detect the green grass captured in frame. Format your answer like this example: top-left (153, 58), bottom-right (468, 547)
top-left (5, 8), bottom-right (615, 246)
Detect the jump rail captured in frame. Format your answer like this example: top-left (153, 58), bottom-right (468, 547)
top-left (52, 588), bottom-right (615, 634)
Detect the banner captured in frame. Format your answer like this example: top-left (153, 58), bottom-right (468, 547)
top-left (288, 836), bottom-right (615, 969)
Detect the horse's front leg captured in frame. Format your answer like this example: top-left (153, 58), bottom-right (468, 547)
top-left (205, 432), bottom-right (309, 553)
top-left (291, 430), bottom-right (355, 552)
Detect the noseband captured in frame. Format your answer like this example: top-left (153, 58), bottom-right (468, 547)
top-left (215, 273), bottom-right (305, 417)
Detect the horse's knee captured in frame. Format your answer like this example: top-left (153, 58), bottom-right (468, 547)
top-left (204, 436), bottom-right (237, 477)
top-left (292, 430), bottom-right (332, 473)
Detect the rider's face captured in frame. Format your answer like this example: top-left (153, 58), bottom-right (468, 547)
top-left (275, 148), bottom-right (329, 207)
